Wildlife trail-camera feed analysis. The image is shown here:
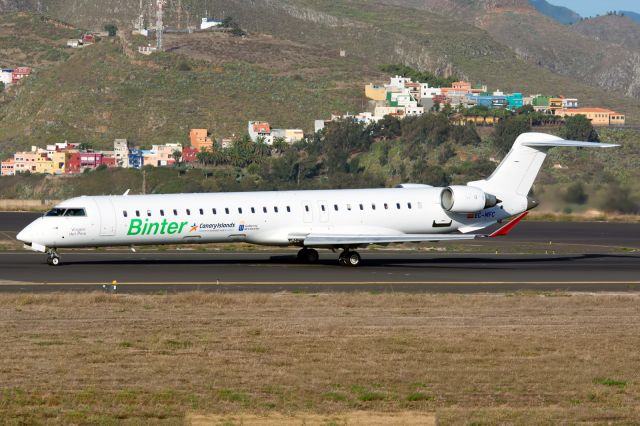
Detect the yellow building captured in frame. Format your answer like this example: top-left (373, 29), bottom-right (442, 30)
top-left (557, 108), bottom-right (625, 126)
top-left (365, 84), bottom-right (387, 101)
top-left (34, 151), bottom-right (65, 175)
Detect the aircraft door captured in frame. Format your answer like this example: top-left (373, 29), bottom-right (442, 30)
top-left (302, 201), bottom-right (313, 223)
top-left (94, 197), bottom-right (117, 236)
top-left (318, 200), bottom-right (329, 223)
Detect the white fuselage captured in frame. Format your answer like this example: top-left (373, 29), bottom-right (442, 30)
top-left (17, 187), bottom-right (519, 250)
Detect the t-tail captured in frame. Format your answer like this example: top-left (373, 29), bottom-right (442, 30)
top-left (467, 132), bottom-right (618, 214)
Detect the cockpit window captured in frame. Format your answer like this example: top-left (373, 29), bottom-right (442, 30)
top-left (63, 208), bottom-right (87, 217)
top-left (45, 208), bottom-right (66, 217)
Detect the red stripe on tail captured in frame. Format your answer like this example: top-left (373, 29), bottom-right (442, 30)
top-left (489, 211), bottom-right (529, 237)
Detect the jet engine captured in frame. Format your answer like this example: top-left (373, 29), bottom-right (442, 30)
top-left (440, 185), bottom-right (498, 213)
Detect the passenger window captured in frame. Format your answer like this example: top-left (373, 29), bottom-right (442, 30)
top-left (359, 204), bottom-right (364, 210)
top-left (321, 205), bottom-right (326, 212)
top-left (384, 203), bottom-right (388, 210)
top-left (334, 204), bottom-right (338, 211)
top-left (305, 205), bottom-right (309, 212)
top-left (408, 202), bottom-right (412, 209)
top-left (238, 208), bottom-right (243, 214)
top-left (212, 208), bottom-right (217, 215)
top-left (372, 204), bottom-right (376, 210)
top-left (199, 208), bottom-right (204, 215)
top-left (225, 208), bottom-right (229, 214)
top-left (147, 210), bottom-right (151, 217)
top-left (286, 206), bottom-right (291, 213)
top-left (136, 210), bottom-right (140, 217)
top-left (173, 209), bottom-right (178, 216)
top-left (274, 206), bottom-right (278, 213)
top-left (123, 210), bottom-right (128, 218)
top-left (160, 210), bottom-right (164, 216)
top-left (251, 207), bottom-right (255, 214)
top-left (186, 209), bottom-right (191, 215)
top-left (263, 207), bottom-right (267, 213)
top-left (396, 203), bottom-right (401, 209)
top-left (347, 204), bottom-right (352, 211)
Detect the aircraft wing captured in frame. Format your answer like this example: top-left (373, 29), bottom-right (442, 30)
top-left (295, 212), bottom-right (529, 247)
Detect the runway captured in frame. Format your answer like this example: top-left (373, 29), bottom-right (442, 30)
top-left (0, 251), bottom-right (639, 293)
top-left (1, 212), bottom-right (639, 293)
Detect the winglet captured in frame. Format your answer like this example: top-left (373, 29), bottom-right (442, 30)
top-left (489, 211), bottom-right (529, 237)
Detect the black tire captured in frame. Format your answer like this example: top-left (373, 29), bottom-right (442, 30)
top-left (306, 249), bottom-right (319, 264)
top-left (347, 251), bottom-right (361, 267)
top-left (49, 256), bottom-right (60, 266)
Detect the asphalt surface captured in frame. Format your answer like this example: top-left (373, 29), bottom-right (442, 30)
top-left (1, 212), bottom-right (639, 293)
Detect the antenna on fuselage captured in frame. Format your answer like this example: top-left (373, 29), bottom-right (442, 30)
top-left (123, 189), bottom-right (130, 196)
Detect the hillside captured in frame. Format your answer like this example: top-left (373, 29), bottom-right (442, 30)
top-left (572, 15), bottom-right (640, 52)
top-left (0, 14), bottom-right (382, 158)
top-left (0, 12), bottom-right (81, 68)
top-left (378, 0), bottom-right (640, 100)
top-left (528, 0), bottom-right (580, 25)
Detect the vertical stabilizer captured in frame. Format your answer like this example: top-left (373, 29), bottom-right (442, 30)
top-left (468, 132), bottom-right (617, 198)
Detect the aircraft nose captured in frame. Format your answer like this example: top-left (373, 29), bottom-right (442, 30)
top-left (17, 222), bottom-right (37, 243)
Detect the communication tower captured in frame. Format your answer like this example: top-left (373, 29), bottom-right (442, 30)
top-left (156, 0), bottom-right (166, 51)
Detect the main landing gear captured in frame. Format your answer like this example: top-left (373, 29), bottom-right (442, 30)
top-left (46, 250), bottom-right (61, 266)
top-left (338, 250), bottom-right (361, 267)
top-left (297, 248), bottom-right (362, 267)
top-left (297, 248), bottom-right (319, 264)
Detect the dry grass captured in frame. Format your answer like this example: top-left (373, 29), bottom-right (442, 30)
top-left (1, 292), bottom-right (640, 424)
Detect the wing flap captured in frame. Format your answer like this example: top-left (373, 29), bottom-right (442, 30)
top-left (299, 233), bottom-right (478, 246)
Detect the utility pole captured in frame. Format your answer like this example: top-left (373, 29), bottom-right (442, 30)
top-left (142, 169), bottom-right (146, 195)
top-left (156, 0), bottom-right (165, 51)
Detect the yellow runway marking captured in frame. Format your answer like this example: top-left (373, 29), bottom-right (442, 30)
top-left (2, 281), bottom-right (640, 286)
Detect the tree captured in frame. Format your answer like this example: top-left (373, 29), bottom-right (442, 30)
top-left (371, 115), bottom-right (401, 140)
top-left (563, 182), bottom-right (588, 204)
top-left (562, 114), bottom-right (599, 142)
top-left (104, 24), bottom-right (118, 37)
top-left (171, 150), bottom-right (182, 166)
top-left (492, 115), bottom-right (531, 154)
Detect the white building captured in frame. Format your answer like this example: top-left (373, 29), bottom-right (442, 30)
top-left (388, 75), bottom-right (412, 90)
top-left (420, 83), bottom-right (441, 99)
top-left (201, 18), bottom-right (223, 30)
top-left (0, 69), bottom-right (13, 86)
top-left (114, 139), bottom-right (129, 168)
top-left (248, 121), bottom-right (273, 144)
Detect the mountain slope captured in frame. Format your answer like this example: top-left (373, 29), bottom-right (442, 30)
top-left (528, 0), bottom-right (580, 24)
top-left (377, 0), bottom-right (640, 99)
top-left (620, 11), bottom-right (640, 24)
top-left (0, 24), bottom-right (370, 158)
top-left (572, 15), bottom-right (640, 52)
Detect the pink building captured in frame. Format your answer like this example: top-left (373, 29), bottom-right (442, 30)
top-left (1, 158), bottom-right (15, 176)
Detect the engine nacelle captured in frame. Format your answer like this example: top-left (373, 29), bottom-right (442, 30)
top-left (440, 185), bottom-right (498, 213)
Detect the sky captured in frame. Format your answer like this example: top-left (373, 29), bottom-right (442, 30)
top-left (547, 0), bottom-right (640, 17)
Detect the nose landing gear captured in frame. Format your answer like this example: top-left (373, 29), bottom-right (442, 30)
top-left (46, 250), bottom-right (61, 266)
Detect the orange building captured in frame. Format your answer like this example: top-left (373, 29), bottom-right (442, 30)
top-left (189, 129), bottom-right (214, 152)
top-left (557, 108), bottom-right (625, 126)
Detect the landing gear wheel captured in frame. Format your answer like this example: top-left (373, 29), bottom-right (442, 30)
top-left (346, 251), bottom-right (361, 267)
top-left (338, 251), bottom-right (361, 267)
top-left (298, 248), bottom-right (319, 264)
top-left (47, 251), bottom-right (61, 266)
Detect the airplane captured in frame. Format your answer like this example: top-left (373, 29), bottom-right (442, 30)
top-left (16, 132), bottom-right (618, 266)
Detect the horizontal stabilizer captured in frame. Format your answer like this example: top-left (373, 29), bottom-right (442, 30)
top-left (523, 140), bottom-right (619, 149)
